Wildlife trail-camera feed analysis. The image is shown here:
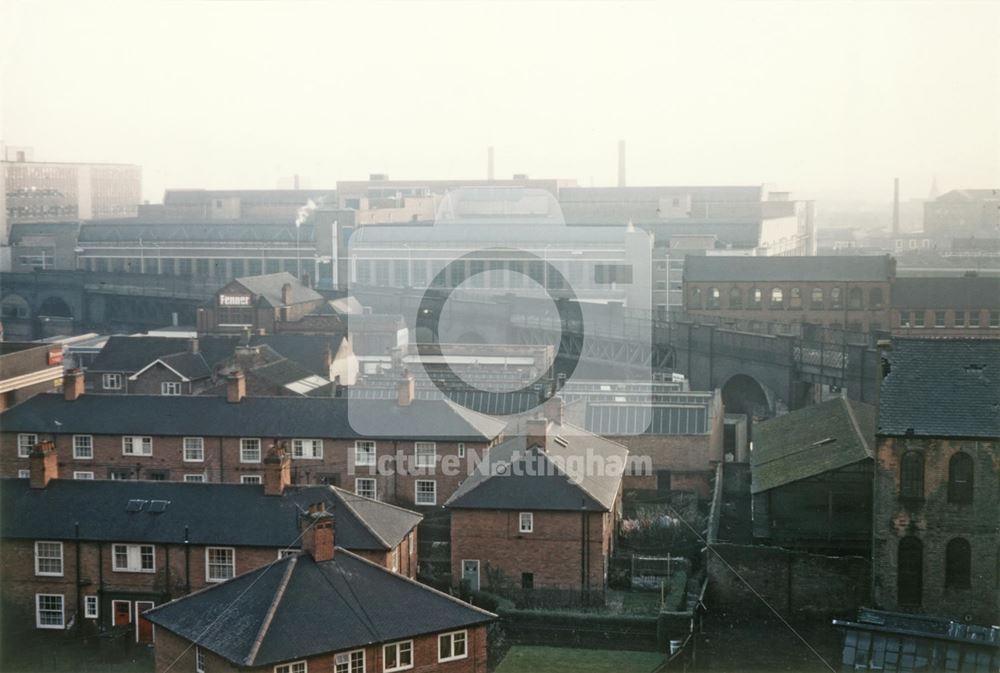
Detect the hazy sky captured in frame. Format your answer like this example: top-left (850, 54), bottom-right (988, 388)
top-left (2, 1), bottom-right (998, 204)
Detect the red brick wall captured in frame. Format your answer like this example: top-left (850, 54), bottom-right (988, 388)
top-left (154, 624), bottom-right (489, 673)
top-left (450, 509), bottom-right (613, 594)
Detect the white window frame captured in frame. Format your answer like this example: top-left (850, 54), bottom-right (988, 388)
top-left (102, 373), bottom-right (123, 390)
top-left (414, 442), bottom-right (436, 468)
top-left (35, 593), bottom-right (65, 629)
top-left (240, 438), bottom-right (262, 463)
top-left (74, 471), bottom-right (95, 480)
top-left (334, 649), bottom-right (365, 673)
top-left (84, 595), bottom-right (99, 619)
top-left (277, 549), bottom-right (298, 560)
top-left (122, 436), bottom-right (152, 456)
top-left (161, 381), bottom-right (182, 396)
top-left (438, 630), bottom-right (468, 663)
top-left (196, 646), bottom-right (206, 673)
top-left (183, 437), bottom-right (204, 462)
top-left (241, 474), bottom-right (262, 485)
top-left (112, 543), bottom-right (156, 573)
top-left (355, 478), bottom-right (377, 500)
top-left (457, 442), bottom-right (466, 458)
top-left (415, 480), bottom-right (437, 506)
top-left (73, 434), bottom-right (94, 459)
top-left (34, 541), bottom-right (64, 576)
top-left (206, 547), bottom-right (235, 583)
top-left (292, 438), bottom-right (323, 460)
top-left (18, 469), bottom-right (31, 479)
top-left (354, 440), bottom-right (376, 467)
top-left (184, 473), bottom-right (206, 483)
top-left (383, 640), bottom-right (413, 672)
top-left (519, 512), bottom-right (534, 534)
top-left (17, 433), bottom-right (38, 458)
top-left (274, 662), bottom-right (307, 673)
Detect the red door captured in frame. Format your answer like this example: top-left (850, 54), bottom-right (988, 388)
top-left (135, 601), bottom-right (155, 643)
top-left (112, 601), bottom-right (131, 627)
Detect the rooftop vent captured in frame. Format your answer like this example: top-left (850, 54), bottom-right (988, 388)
top-left (149, 500), bottom-right (170, 513)
top-left (125, 499), bottom-right (148, 512)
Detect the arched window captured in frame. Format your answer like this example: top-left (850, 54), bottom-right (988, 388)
top-left (770, 288), bottom-right (784, 308)
top-left (945, 538), bottom-right (971, 589)
top-left (900, 451), bottom-right (924, 500)
top-left (848, 287), bottom-right (864, 309)
top-left (830, 287), bottom-right (843, 309)
top-left (688, 287), bottom-right (703, 309)
top-left (789, 287), bottom-right (802, 309)
top-left (898, 536), bottom-right (923, 607)
top-left (811, 287), bottom-right (825, 309)
top-left (728, 287), bottom-right (743, 309)
top-left (948, 452), bottom-right (974, 504)
top-left (707, 287), bottom-right (721, 309)
top-left (750, 287), bottom-right (763, 309)
top-left (870, 287), bottom-right (885, 309)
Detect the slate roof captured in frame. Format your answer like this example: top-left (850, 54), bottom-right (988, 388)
top-left (145, 550), bottom-right (494, 667)
top-left (891, 276), bottom-right (1000, 310)
top-left (0, 479), bottom-right (420, 551)
top-left (163, 189), bottom-right (336, 206)
top-left (751, 397), bottom-right (875, 494)
top-left (878, 338), bottom-right (1000, 439)
top-left (0, 393), bottom-right (506, 441)
top-left (585, 402), bottom-right (712, 435)
top-left (136, 352), bottom-right (212, 381)
top-left (231, 273), bottom-right (323, 307)
top-left (446, 423), bottom-right (627, 511)
top-left (683, 255), bottom-right (894, 283)
top-left (89, 336), bottom-right (194, 373)
top-left (79, 222), bottom-right (318, 244)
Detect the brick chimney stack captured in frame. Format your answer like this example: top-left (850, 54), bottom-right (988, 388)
top-left (63, 368), bottom-right (85, 401)
top-left (525, 418), bottom-right (548, 450)
top-left (226, 371), bottom-right (246, 403)
top-left (397, 369), bottom-right (415, 407)
top-left (263, 445), bottom-right (291, 496)
top-left (301, 502), bottom-right (335, 562)
top-left (188, 338), bottom-right (199, 355)
top-left (29, 442), bottom-right (58, 489)
top-left (543, 395), bottom-right (564, 426)
top-left (281, 282), bottom-right (293, 306)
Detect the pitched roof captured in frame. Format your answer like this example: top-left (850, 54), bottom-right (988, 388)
top-left (130, 352), bottom-right (211, 382)
top-left (0, 393), bottom-right (506, 441)
top-left (584, 402), bottom-right (713, 435)
top-left (683, 255), bottom-right (894, 283)
top-left (751, 397), bottom-right (875, 494)
top-left (0, 480), bottom-right (420, 551)
top-left (878, 338), bottom-right (1000, 439)
top-left (232, 273), bottom-right (322, 307)
top-left (446, 423), bottom-right (627, 511)
top-left (145, 550), bottom-right (494, 667)
top-left (891, 276), bottom-right (1000, 310)
top-left (89, 336), bottom-right (194, 373)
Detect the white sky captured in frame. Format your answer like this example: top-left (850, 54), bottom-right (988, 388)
top-left (1, 1), bottom-right (998, 204)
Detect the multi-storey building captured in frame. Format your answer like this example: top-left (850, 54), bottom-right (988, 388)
top-left (924, 189), bottom-right (1000, 239)
top-left (682, 255), bottom-right (896, 334)
top-left (872, 338), bottom-right (999, 624)
top-left (0, 370), bottom-right (505, 509)
top-left (0, 342), bottom-right (64, 411)
top-left (891, 275), bottom-right (1000, 337)
top-left (0, 447), bottom-right (422, 642)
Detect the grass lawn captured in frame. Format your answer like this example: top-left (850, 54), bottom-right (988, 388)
top-left (495, 646), bottom-right (664, 673)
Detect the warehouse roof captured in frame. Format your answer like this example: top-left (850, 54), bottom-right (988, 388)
top-left (683, 255), bottom-right (894, 283)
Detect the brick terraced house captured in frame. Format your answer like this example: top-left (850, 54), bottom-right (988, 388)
top-left (0, 447), bottom-right (422, 643)
top-left (0, 370), bottom-right (505, 507)
top-left (872, 338), bottom-right (1000, 624)
top-left (145, 507), bottom-right (494, 673)
top-left (447, 416), bottom-right (627, 602)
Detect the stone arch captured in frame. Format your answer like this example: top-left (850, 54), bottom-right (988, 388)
top-left (38, 295), bottom-right (74, 318)
top-left (0, 294), bottom-right (31, 319)
top-left (721, 373), bottom-right (774, 419)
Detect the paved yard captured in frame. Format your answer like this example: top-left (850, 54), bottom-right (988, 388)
top-left (495, 645), bottom-right (664, 673)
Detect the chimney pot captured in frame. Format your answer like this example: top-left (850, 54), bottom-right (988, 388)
top-left (301, 502), bottom-right (335, 562)
top-left (64, 368), bottom-right (85, 401)
top-left (226, 371), bottom-right (246, 403)
top-left (29, 443), bottom-right (59, 489)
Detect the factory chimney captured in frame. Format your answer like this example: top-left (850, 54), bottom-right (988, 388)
top-left (892, 178), bottom-right (900, 235)
top-left (618, 140), bottom-right (626, 188)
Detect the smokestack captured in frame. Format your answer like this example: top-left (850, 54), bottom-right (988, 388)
top-left (618, 140), bottom-right (626, 188)
top-left (892, 178), bottom-right (900, 235)
top-left (488, 146), bottom-right (495, 181)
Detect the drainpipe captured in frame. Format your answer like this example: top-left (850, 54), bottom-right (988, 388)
top-left (97, 542), bottom-right (104, 627)
top-left (218, 438), bottom-right (224, 482)
top-left (184, 526), bottom-right (191, 593)
top-left (74, 522), bottom-right (81, 631)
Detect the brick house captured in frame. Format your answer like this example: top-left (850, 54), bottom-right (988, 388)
top-left (145, 507), bottom-right (494, 673)
top-left (872, 338), bottom-right (999, 624)
top-left (0, 447), bottom-right (422, 643)
top-left (447, 414), bottom-right (627, 601)
top-left (682, 255), bottom-right (895, 334)
top-left (87, 336), bottom-right (211, 395)
top-left (751, 396), bottom-right (875, 555)
top-left (890, 275), bottom-right (1000, 337)
top-left (0, 370), bottom-right (505, 508)
top-left (195, 272), bottom-right (327, 335)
